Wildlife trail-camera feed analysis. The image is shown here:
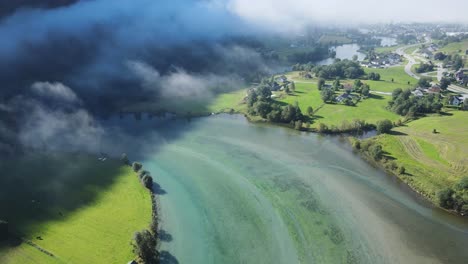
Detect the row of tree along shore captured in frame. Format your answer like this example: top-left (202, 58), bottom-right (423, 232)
top-left (121, 154), bottom-right (160, 264)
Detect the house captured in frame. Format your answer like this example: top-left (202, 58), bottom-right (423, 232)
top-left (449, 95), bottom-right (463, 106)
top-left (412, 89), bottom-right (424, 97)
top-left (466, 49), bottom-right (468, 55)
top-left (335, 93), bottom-right (351, 102)
top-left (427, 86), bottom-right (441, 94)
top-left (127, 260), bottom-right (138, 264)
top-left (455, 70), bottom-right (464, 81)
top-left (343, 83), bottom-right (353, 92)
top-left (275, 75), bottom-right (288, 84)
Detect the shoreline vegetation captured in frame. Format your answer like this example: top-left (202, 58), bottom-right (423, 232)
top-left (121, 154), bottom-right (161, 264)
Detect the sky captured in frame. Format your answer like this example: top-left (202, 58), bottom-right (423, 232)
top-left (228, 0), bottom-right (468, 29)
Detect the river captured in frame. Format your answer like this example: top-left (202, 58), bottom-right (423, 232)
top-left (103, 114), bottom-right (468, 264)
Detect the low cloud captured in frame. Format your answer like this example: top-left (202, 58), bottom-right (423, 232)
top-left (31, 81), bottom-right (80, 103)
top-left (127, 60), bottom-right (242, 99)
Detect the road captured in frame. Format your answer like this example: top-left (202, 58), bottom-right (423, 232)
top-left (396, 44), bottom-right (422, 80)
top-left (397, 39), bottom-right (448, 83)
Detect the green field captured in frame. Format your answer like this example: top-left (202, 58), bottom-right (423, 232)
top-left (439, 40), bottom-right (468, 55)
top-left (364, 66), bottom-right (415, 90)
top-left (0, 154), bottom-right (151, 263)
top-left (276, 81), bottom-right (399, 128)
top-left (368, 110), bottom-right (468, 201)
top-left (438, 39), bottom-right (468, 65)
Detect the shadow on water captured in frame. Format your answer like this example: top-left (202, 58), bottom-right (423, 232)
top-left (159, 229), bottom-right (173, 242)
top-left (160, 250), bottom-right (179, 264)
top-left (153, 182), bottom-right (167, 195)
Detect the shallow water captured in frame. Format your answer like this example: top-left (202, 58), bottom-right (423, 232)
top-left (104, 114), bottom-right (468, 264)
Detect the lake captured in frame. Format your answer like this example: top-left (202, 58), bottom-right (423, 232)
top-left (317, 44), bottom-right (366, 65)
top-left (103, 114), bottom-right (468, 264)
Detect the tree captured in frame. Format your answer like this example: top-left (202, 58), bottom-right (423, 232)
top-left (398, 166), bottom-right (406, 175)
top-left (253, 101), bottom-right (272, 118)
top-left (361, 84), bottom-right (370, 96)
top-left (434, 52), bottom-right (447, 60)
top-left (456, 177), bottom-right (468, 190)
top-left (247, 89), bottom-right (258, 107)
top-left (289, 82), bottom-right (296, 92)
top-left (257, 85), bottom-right (272, 101)
top-left (121, 153), bottom-right (130, 165)
top-left (376, 119), bottom-right (393, 134)
top-left (353, 79), bottom-right (363, 91)
top-left (463, 99), bottom-right (468, 111)
top-left (307, 106), bottom-right (314, 116)
top-left (132, 230), bottom-right (158, 264)
top-left (440, 77), bottom-right (451, 90)
top-left (142, 175), bottom-right (154, 189)
top-left (352, 54), bottom-right (358, 61)
top-left (333, 78), bottom-right (341, 91)
top-left (391, 78), bottom-right (394, 82)
top-left (320, 88), bottom-right (335, 103)
top-left (369, 144), bottom-right (383, 160)
top-left (317, 123), bottom-right (329, 133)
top-left (138, 170), bottom-right (150, 180)
top-left (437, 188), bottom-right (455, 209)
top-left (317, 78), bottom-right (325, 90)
top-left (132, 162), bottom-right (143, 172)
top-left (294, 120), bottom-right (303, 130)
top-left (368, 72), bottom-right (381, 81)
top-left (416, 63), bottom-right (435, 73)
top-left (417, 77), bottom-right (432, 88)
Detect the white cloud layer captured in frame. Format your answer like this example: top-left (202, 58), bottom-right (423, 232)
top-left (227, 0), bottom-right (468, 31)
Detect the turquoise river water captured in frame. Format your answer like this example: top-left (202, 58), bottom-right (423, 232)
top-left (105, 114), bottom-right (468, 264)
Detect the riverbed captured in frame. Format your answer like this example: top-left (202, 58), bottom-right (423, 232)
top-left (104, 114), bottom-right (468, 264)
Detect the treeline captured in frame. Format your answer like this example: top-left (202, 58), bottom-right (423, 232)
top-left (286, 46), bottom-right (330, 64)
top-left (246, 86), bottom-right (307, 130)
top-left (316, 119), bottom-right (374, 134)
top-left (121, 154), bottom-right (160, 264)
top-left (353, 138), bottom-right (406, 175)
top-left (397, 34), bottom-right (418, 45)
top-left (388, 88), bottom-right (443, 116)
top-left (438, 177), bottom-right (468, 215)
top-left (436, 33), bottom-right (468, 47)
top-left (435, 52), bottom-right (465, 70)
top-left (415, 63), bottom-right (434, 73)
top-left (293, 59), bottom-right (365, 79)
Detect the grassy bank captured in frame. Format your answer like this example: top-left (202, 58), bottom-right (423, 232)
top-left (360, 110), bottom-right (468, 202)
top-left (276, 82), bottom-right (399, 128)
top-left (0, 154), bottom-right (151, 263)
